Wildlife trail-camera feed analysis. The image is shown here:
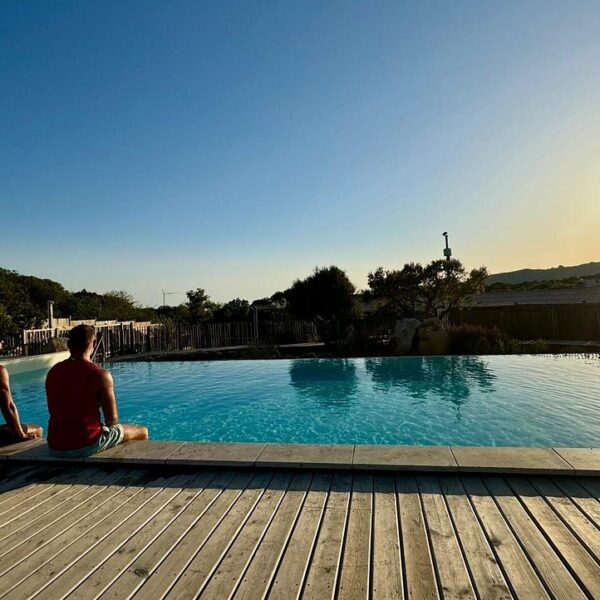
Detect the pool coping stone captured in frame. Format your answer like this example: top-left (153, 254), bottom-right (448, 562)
top-left (552, 448), bottom-right (600, 476)
top-left (86, 441), bottom-right (186, 464)
top-left (165, 442), bottom-right (267, 467)
top-left (450, 446), bottom-right (575, 475)
top-left (354, 444), bottom-right (457, 471)
top-left (2, 441), bottom-right (599, 475)
top-left (255, 443), bottom-right (355, 470)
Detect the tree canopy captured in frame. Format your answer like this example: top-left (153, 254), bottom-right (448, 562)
top-left (0, 258), bottom-right (489, 342)
top-left (367, 259), bottom-right (488, 318)
top-left (285, 266), bottom-right (357, 320)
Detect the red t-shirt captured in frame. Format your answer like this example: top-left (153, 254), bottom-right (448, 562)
top-left (46, 358), bottom-right (103, 451)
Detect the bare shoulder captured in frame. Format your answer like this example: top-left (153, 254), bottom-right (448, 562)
top-left (0, 365), bottom-right (7, 384)
top-left (47, 358), bottom-right (68, 377)
top-left (88, 366), bottom-right (113, 389)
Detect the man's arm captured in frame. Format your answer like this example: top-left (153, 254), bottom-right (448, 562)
top-left (0, 366), bottom-right (27, 439)
top-left (90, 368), bottom-right (119, 426)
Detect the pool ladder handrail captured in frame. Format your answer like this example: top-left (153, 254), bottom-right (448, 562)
top-left (90, 331), bottom-right (105, 362)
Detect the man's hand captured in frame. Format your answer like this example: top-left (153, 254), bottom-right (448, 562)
top-left (11, 424), bottom-right (42, 440)
top-left (8, 426), bottom-right (28, 441)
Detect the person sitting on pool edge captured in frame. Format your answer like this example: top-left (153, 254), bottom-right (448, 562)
top-left (46, 324), bottom-right (148, 457)
top-left (0, 364), bottom-right (43, 447)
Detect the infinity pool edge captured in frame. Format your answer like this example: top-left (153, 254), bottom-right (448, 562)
top-left (2, 439), bottom-right (599, 476)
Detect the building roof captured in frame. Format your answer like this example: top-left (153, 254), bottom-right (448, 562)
top-left (474, 287), bottom-right (600, 307)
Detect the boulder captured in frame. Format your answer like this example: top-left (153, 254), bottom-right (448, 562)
top-left (416, 318), bottom-right (449, 355)
top-left (390, 318), bottom-right (421, 355)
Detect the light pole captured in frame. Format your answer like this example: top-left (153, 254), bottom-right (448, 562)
top-left (442, 232), bottom-right (452, 261)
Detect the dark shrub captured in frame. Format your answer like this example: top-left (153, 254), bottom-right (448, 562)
top-left (447, 324), bottom-right (518, 355)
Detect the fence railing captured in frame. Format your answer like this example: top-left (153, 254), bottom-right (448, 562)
top-left (1, 320), bottom-right (320, 359)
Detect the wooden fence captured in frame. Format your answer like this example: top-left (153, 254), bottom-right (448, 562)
top-left (448, 304), bottom-right (600, 341)
top-left (1, 320), bottom-right (320, 359)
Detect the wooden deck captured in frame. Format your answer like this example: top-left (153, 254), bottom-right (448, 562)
top-left (1, 464), bottom-right (599, 599)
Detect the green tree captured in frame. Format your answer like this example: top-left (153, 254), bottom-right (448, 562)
top-left (213, 298), bottom-right (251, 321)
top-left (0, 269), bottom-right (44, 328)
top-left (421, 260), bottom-right (487, 316)
top-left (366, 263), bottom-right (424, 317)
top-left (98, 291), bottom-right (139, 321)
top-left (367, 259), bottom-right (487, 318)
top-left (0, 304), bottom-right (18, 338)
top-left (185, 288), bottom-right (218, 323)
top-left (156, 304), bottom-right (190, 323)
top-left (285, 266), bottom-right (357, 320)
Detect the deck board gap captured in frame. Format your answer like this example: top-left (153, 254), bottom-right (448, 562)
top-left (393, 475), bottom-right (408, 600)
top-left (437, 476), bottom-right (482, 600)
top-left (294, 475), bottom-right (332, 599)
top-left (258, 472), bottom-right (314, 600)
top-left (416, 477), bottom-right (444, 599)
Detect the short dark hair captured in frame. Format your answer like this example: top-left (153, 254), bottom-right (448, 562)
top-left (68, 324), bottom-right (96, 351)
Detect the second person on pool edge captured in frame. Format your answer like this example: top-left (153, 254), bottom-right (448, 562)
top-left (46, 324), bottom-right (148, 458)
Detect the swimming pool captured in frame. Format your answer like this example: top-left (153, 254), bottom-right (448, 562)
top-left (7, 354), bottom-right (600, 447)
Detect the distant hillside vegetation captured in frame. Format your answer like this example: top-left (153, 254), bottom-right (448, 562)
top-left (487, 261), bottom-right (600, 285)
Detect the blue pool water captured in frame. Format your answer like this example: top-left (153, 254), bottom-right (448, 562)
top-left (7, 354), bottom-right (600, 447)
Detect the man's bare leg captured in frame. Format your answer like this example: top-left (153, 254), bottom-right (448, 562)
top-left (121, 424), bottom-right (148, 442)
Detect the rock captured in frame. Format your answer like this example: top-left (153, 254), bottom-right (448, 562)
top-left (390, 318), bottom-right (421, 355)
top-left (416, 318), bottom-right (449, 355)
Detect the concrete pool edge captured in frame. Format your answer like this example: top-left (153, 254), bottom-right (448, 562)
top-left (1, 440), bottom-right (599, 476)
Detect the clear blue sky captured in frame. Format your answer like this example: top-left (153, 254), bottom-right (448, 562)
top-left (2, 1), bottom-right (599, 306)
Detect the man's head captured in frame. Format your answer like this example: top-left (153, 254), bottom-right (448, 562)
top-left (68, 324), bottom-right (96, 357)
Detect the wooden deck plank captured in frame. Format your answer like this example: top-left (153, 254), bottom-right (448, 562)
top-left (33, 473), bottom-right (200, 600)
top-left (197, 472), bottom-right (293, 598)
top-left (0, 481), bottom-right (67, 526)
top-left (0, 466), bottom-right (599, 600)
top-left (506, 476), bottom-right (600, 598)
top-left (0, 464), bottom-right (38, 486)
top-left (0, 470), bottom-right (150, 594)
top-left (301, 473), bottom-right (352, 600)
top-left (66, 471), bottom-right (217, 600)
top-left (0, 468), bottom-right (92, 533)
top-left (0, 469), bottom-right (128, 549)
top-left (232, 472), bottom-right (312, 600)
top-left (2, 472), bottom-right (184, 600)
top-left (484, 477), bottom-right (586, 600)
top-left (0, 466), bottom-right (66, 511)
top-left (337, 474), bottom-right (373, 600)
top-left (396, 475), bottom-right (439, 600)
top-left (371, 475), bottom-right (403, 600)
top-left (552, 477), bottom-right (600, 527)
top-left (0, 469), bottom-right (137, 571)
top-left (438, 476), bottom-right (511, 600)
top-left (418, 476), bottom-right (476, 600)
top-left (129, 471), bottom-right (269, 600)
top-left (461, 476), bottom-right (550, 600)
top-left (267, 473), bottom-right (332, 600)
top-left (97, 470), bottom-right (242, 600)
top-left (529, 478), bottom-right (600, 557)
top-left (576, 477), bottom-right (600, 500)
top-left (159, 471), bottom-right (275, 600)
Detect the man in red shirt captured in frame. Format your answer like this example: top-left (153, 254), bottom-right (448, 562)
top-left (0, 364), bottom-right (43, 446)
top-left (46, 324), bottom-right (148, 457)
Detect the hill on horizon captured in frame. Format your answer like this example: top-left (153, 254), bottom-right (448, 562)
top-left (487, 261), bottom-right (600, 285)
